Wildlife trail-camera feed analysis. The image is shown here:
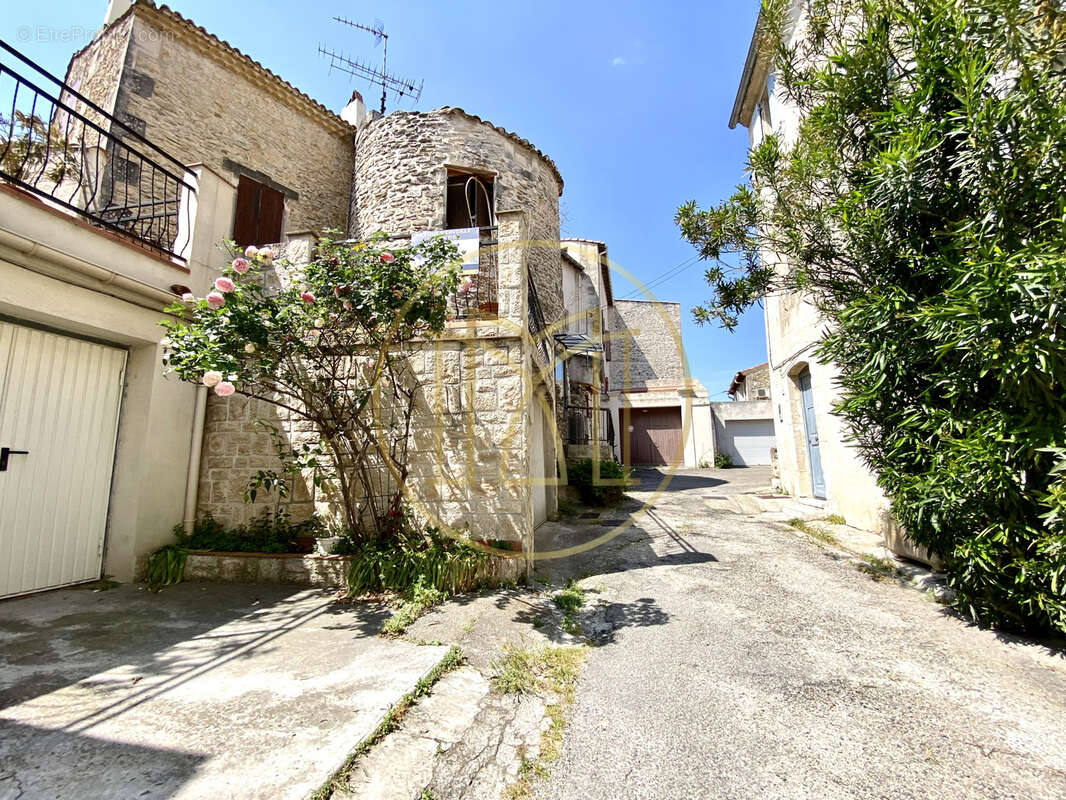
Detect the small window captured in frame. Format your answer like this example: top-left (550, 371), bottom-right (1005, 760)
top-left (233, 175), bottom-right (284, 248)
top-left (446, 171), bottom-right (494, 230)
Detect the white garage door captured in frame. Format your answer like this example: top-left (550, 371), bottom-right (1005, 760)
top-left (0, 322), bottom-right (127, 599)
top-left (722, 419), bottom-right (776, 466)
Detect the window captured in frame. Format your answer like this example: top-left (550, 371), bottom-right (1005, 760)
top-left (446, 171), bottom-right (494, 230)
top-left (233, 175), bottom-right (284, 248)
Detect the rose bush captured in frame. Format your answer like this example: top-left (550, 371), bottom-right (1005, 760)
top-left (161, 232), bottom-right (461, 538)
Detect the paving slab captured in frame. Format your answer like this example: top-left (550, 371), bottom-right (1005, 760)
top-left (0, 582), bottom-right (449, 800)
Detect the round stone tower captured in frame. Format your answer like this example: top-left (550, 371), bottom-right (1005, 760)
top-left (349, 107), bottom-right (564, 323)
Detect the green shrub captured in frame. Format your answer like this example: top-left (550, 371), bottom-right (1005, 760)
top-left (175, 512), bottom-right (325, 553)
top-left (345, 527), bottom-right (489, 596)
top-left (567, 459), bottom-right (629, 506)
top-left (714, 452), bottom-right (733, 469)
top-left (677, 0), bottom-right (1066, 635)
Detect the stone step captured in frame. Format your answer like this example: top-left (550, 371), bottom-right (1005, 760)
top-left (334, 666), bottom-right (547, 800)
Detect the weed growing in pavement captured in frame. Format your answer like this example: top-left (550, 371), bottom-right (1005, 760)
top-left (311, 646), bottom-right (464, 799)
top-left (824, 514), bottom-right (846, 525)
top-left (552, 580), bottom-right (587, 635)
top-left (787, 518), bottom-right (839, 547)
top-left (493, 643), bottom-right (587, 799)
top-left (858, 553), bottom-right (903, 582)
top-left (381, 576), bottom-right (445, 637)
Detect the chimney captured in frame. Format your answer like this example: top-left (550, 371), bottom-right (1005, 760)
top-left (104, 0), bottom-right (133, 26)
top-left (340, 90), bottom-right (367, 128)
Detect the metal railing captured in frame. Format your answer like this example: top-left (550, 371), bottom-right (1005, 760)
top-left (566, 404), bottom-right (614, 446)
top-left (0, 39), bottom-right (195, 261)
top-left (527, 270), bottom-right (550, 362)
top-left (450, 227), bottom-right (498, 320)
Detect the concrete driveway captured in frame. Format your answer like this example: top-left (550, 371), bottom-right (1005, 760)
top-left (534, 467), bottom-right (1066, 800)
top-left (0, 583), bottom-right (449, 800)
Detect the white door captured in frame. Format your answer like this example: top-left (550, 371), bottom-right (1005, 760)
top-left (723, 419), bottom-right (776, 466)
top-left (0, 322), bottom-right (127, 599)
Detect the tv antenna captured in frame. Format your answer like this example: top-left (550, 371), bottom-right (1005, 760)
top-left (320, 17), bottom-right (423, 114)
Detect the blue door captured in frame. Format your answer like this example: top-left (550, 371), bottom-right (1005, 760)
top-left (798, 369), bottom-right (826, 499)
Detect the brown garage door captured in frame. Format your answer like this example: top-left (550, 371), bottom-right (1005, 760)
top-left (623, 406), bottom-right (683, 466)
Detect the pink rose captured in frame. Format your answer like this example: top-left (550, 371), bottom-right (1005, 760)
top-left (244, 245), bottom-right (259, 259)
top-left (202, 370), bottom-right (222, 387)
top-left (258, 247), bottom-right (274, 264)
top-left (301, 291), bottom-right (315, 304)
top-left (206, 291), bottom-right (226, 308)
top-left (215, 277), bottom-right (235, 293)
top-left (214, 381), bottom-right (235, 397)
top-left (458, 278), bottom-right (473, 295)
top-left (231, 258), bottom-right (249, 274)
top-left (181, 292), bottom-right (195, 302)
top-left (380, 252), bottom-right (395, 263)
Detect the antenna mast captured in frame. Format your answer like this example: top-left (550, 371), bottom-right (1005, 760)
top-left (322, 17), bottom-right (423, 114)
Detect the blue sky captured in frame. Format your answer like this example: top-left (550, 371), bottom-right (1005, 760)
top-left (4, 0), bottom-right (766, 398)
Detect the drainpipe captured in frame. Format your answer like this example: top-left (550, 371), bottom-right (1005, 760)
top-left (183, 386), bottom-right (208, 534)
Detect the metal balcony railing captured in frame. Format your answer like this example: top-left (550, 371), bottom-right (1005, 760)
top-left (0, 39), bottom-right (195, 261)
top-left (527, 269), bottom-right (550, 362)
top-left (566, 404), bottom-right (614, 447)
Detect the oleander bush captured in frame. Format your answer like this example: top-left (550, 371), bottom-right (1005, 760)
top-left (677, 0), bottom-right (1066, 633)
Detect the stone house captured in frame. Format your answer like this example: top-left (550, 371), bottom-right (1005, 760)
top-left (711, 363), bottom-right (776, 467)
top-left (727, 362), bottom-right (770, 401)
top-left (558, 240), bottom-right (715, 468)
top-left (729, 2), bottom-right (889, 531)
top-left (55, 0), bottom-right (571, 566)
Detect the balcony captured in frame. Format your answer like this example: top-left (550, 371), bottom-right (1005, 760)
top-left (0, 40), bottom-right (195, 262)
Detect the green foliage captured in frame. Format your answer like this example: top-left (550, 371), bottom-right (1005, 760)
top-left (345, 527), bottom-right (489, 596)
top-left (161, 233), bottom-right (461, 539)
top-left (175, 512), bottom-right (325, 554)
top-left (566, 459), bottom-right (629, 506)
top-left (380, 576), bottom-right (446, 637)
top-left (680, 0), bottom-right (1066, 634)
top-left (552, 579), bottom-right (587, 635)
top-left (714, 452), bottom-right (734, 468)
top-left (145, 545), bottom-right (188, 592)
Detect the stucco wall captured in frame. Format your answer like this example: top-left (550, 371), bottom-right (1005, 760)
top-left (350, 109), bottom-right (563, 324)
top-left (608, 300), bottom-right (685, 391)
top-left (68, 9), bottom-right (354, 235)
top-left (764, 291), bottom-right (888, 531)
top-left (0, 188), bottom-right (211, 582)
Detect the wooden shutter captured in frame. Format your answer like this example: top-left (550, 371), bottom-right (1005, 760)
top-left (232, 175), bottom-right (285, 247)
top-left (257, 184), bottom-right (284, 244)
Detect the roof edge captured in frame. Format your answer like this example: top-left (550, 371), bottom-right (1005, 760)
top-left (729, 10), bottom-right (768, 129)
top-left (116, 1), bottom-right (354, 137)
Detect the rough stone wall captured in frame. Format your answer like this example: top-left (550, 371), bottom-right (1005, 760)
top-left (609, 300), bottom-right (685, 390)
top-left (350, 109), bottom-right (563, 323)
top-left (63, 15), bottom-right (133, 129)
top-left (73, 13), bottom-right (354, 234)
top-left (196, 332), bottom-right (534, 544)
top-left (739, 363), bottom-right (771, 399)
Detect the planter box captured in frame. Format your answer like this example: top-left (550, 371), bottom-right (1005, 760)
top-left (881, 514), bottom-right (945, 571)
top-left (183, 552), bottom-right (352, 588)
top-left (182, 549), bottom-right (527, 588)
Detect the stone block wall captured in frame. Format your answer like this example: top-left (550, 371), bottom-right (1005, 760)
top-left (196, 330), bottom-right (538, 546)
top-left (609, 300), bottom-right (685, 390)
top-left (67, 6), bottom-right (354, 234)
top-left (350, 108), bottom-right (564, 325)
top-left (196, 217), bottom-right (547, 552)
